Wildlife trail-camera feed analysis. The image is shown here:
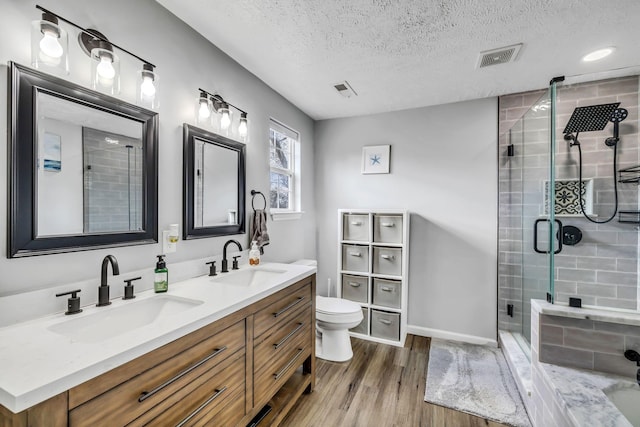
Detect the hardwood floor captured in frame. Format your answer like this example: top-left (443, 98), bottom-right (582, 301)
top-left (281, 335), bottom-right (510, 427)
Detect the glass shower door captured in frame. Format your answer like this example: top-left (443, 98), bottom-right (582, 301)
top-left (518, 85), bottom-right (557, 347)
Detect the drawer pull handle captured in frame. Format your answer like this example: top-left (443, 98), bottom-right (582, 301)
top-left (381, 286), bottom-right (393, 292)
top-left (380, 254), bottom-right (395, 260)
top-left (381, 222), bottom-right (395, 227)
top-left (273, 296), bottom-right (305, 318)
top-left (378, 319), bottom-right (392, 325)
top-left (348, 282), bottom-right (361, 287)
top-left (349, 252), bottom-right (362, 257)
top-left (138, 346), bottom-right (227, 403)
top-left (274, 322), bottom-right (304, 349)
top-left (274, 348), bottom-right (304, 380)
top-left (351, 221), bottom-right (363, 226)
top-left (175, 386), bottom-right (228, 427)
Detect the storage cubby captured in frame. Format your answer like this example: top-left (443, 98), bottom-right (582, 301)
top-left (338, 209), bottom-right (409, 346)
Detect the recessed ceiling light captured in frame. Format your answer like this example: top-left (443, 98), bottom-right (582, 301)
top-left (582, 47), bottom-right (615, 62)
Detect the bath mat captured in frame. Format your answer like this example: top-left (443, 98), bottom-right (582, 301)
top-left (425, 338), bottom-right (531, 427)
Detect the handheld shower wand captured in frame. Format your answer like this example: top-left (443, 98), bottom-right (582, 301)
top-left (605, 108), bottom-right (628, 146)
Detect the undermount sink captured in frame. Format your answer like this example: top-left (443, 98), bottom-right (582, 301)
top-left (604, 384), bottom-right (640, 426)
top-left (212, 268), bottom-right (287, 286)
top-left (47, 295), bottom-right (203, 343)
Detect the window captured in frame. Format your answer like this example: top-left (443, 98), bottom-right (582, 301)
top-left (269, 119), bottom-right (300, 217)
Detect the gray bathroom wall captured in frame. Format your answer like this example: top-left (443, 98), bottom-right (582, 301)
top-left (314, 98), bottom-right (499, 343)
top-left (0, 0), bottom-right (316, 296)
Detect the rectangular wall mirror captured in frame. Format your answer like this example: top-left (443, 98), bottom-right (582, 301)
top-left (8, 62), bottom-right (158, 257)
top-left (183, 124), bottom-right (246, 239)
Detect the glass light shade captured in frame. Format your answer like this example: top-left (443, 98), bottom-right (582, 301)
top-left (137, 65), bottom-right (159, 109)
top-left (31, 17), bottom-right (69, 75)
top-left (238, 114), bottom-right (249, 142)
top-left (195, 94), bottom-right (212, 126)
top-left (91, 48), bottom-right (120, 94)
top-left (218, 104), bottom-right (232, 136)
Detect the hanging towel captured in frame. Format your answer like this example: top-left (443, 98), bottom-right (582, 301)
top-left (251, 209), bottom-right (270, 254)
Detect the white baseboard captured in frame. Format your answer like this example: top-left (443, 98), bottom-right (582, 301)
top-left (407, 325), bottom-right (498, 347)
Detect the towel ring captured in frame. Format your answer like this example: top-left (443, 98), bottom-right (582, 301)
top-left (251, 190), bottom-right (267, 211)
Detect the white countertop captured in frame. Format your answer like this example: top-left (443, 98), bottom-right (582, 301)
top-left (539, 362), bottom-right (634, 427)
top-left (0, 262), bottom-right (316, 413)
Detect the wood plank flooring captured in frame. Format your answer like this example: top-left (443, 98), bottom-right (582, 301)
top-left (281, 335), bottom-right (510, 427)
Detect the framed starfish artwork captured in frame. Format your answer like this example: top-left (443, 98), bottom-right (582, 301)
top-left (361, 145), bottom-right (390, 174)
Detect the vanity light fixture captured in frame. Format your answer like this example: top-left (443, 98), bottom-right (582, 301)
top-left (196, 88), bottom-right (249, 142)
top-left (32, 5), bottom-right (159, 107)
top-left (31, 11), bottom-right (69, 75)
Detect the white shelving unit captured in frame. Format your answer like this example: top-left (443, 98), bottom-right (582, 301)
top-left (337, 209), bottom-right (409, 347)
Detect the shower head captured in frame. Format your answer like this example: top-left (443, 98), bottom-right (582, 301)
top-left (563, 102), bottom-right (621, 134)
top-left (610, 108), bottom-right (628, 123)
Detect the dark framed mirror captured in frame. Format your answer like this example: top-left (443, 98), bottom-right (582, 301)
top-left (183, 124), bottom-right (246, 239)
top-left (8, 62), bottom-right (158, 257)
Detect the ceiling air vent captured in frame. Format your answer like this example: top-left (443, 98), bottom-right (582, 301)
top-left (477, 44), bottom-right (522, 68)
top-left (334, 80), bottom-right (358, 98)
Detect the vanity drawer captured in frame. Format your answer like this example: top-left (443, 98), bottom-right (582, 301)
top-left (373, 214), bottom-right (403, 243)
top-left (341, 274), bottom-right (368, 303)
top-left (69, 321), bottom-right (245, 427)
top-left (132, 351), bottom-right (245, 427)
top-left (350, 308), bottom-right (369, 335)
top-left (372, 278), bottom-right (402, 308)
top-left (342, 244), bottom-right (369, 272)
top-left (254, 330), bottom-right (310, 407)
top-left (253, 280), bottom-right (312, 339)
top-left (370, 310), bottom-right (400, 341)
top-left (372, 246), bottom-right (402, 276)
top-left (253, 305), bottom-right (312, 374)
top-left (343, 213), bottom-right (369, 241)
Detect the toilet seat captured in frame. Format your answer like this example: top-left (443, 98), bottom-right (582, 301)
top-left (316, 296), bottom-right (362, 324)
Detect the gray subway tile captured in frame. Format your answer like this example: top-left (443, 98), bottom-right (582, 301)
top-left (594, 352), bottom-right (637, 379)
top-left (597, 271), bottom-right (638, 286)
top-left (557, 268), bottom-right (596, 283)
top-left (595, 321), bottom-right (640, 337)
top-left (540, 324), bottom-right (563, 345)
top-left (563, 329), bottom-right (624, 354)
top-left (541, 314), bottom-right (593, 329)
top-left (540, 344), bottom-right (594, 370)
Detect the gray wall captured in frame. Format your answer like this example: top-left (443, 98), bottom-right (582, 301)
top-left (0, 0), bottom-right (316, 296)
top-left (314, 98), bottom-right (499, 341)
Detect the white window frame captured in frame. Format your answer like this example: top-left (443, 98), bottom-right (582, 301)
top-left (269, 119), bottom-right (302, 221)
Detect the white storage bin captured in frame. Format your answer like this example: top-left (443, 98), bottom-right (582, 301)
top-left (372, 278), bottom-right (401, 308)
top-left (343, 213), bottom-right (369, 241)
top-left (350, 308), bottom-right (369, 335)
top-left (342, 274), bottom-right (368, 303)
top-left (371, 310), bottom-right (400, 341)
top-left (372, 247), bottom-right (402, 276)
top-left (373, 215), bottom-right (403, 244)
top-left (342, 244), bottom-right (369, 272)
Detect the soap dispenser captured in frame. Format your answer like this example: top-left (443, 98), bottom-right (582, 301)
top-left (249, 241), bottom-right (260, 266)
top-left (154, 255), bottom-right (168, 293)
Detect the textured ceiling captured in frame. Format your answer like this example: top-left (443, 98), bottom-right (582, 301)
top-left (156, 0), bottom-right (640, 120)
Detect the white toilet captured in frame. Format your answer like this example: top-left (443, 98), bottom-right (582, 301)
top-left (315, 295), bottom-right (363, 362)
top-left (291, 259), bottom-right (364, 362)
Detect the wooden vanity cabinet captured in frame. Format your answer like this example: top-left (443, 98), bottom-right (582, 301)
top-left (0, 274), bottom-right (315, 427)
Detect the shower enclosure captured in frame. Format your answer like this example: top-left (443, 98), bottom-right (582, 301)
top-left (498, 74), bottom-right (640, 355)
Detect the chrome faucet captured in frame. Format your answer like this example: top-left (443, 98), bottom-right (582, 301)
top-left (98, 255), bottom-right (120, 306)
top-left (221, 240), bottom-right (242, 273)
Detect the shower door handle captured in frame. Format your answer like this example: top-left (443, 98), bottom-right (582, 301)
top-left (533, 219), bottom-right (563, 254)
